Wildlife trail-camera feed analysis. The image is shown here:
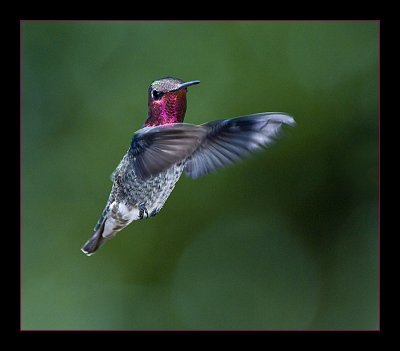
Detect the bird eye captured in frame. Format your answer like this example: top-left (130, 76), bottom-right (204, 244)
top-left (152, 90), bottom-right (164, 100)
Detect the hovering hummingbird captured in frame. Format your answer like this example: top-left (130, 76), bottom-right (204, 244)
top-left (81, 77), bottom-right (295, 256)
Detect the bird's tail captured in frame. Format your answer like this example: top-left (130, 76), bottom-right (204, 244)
top-left (81, 209), bottom-right (114, 256)
top-left (81, 223), bottom-right (108, 256)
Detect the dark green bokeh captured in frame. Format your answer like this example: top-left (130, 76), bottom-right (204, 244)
top-left (22, 21), bottom-right (378, 330)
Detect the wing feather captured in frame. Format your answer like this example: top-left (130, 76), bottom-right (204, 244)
top-left (184, 113), bottom-right (295, 179)
top-left (130, 124), bottom-right (207, 180)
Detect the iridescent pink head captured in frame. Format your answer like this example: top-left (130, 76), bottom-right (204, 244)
top-left (144, 77), bottom-right (200, 127)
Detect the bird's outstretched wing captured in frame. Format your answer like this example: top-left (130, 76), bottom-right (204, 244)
top-left (184, 113), bottom-right (296, 179)
top-left (130, 123), bottom-right (207, 180)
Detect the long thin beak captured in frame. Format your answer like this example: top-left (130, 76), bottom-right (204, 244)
top-left (174, 80), bottom-right (201, 91)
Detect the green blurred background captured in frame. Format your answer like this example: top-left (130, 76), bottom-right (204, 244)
top-left (21, 21), bottom-right (378, 330)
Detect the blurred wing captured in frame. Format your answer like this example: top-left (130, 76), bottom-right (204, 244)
top-left (130, 124), bottom-right (207, 180)
top-left (184, 113), bottom-right (295, 179)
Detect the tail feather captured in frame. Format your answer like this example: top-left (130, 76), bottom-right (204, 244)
top-left (82, 201), bottom-right (132, 256)
top-left (81, 207), bottom-right (117, 256)
top-left (81, 219), bottom-right (111, 256)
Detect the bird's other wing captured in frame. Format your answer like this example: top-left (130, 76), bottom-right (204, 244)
top-left (130, 123), bottom-right (207, 180)
top-left (184, 113), bottom-right (296, 179)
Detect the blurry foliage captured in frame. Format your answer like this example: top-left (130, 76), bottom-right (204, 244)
top-left (22, 21), bottom-right (378, 330)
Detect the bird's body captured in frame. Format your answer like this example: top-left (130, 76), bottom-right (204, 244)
top-left (81, 77), bottom-right (295, 256)
top-left (83, 152), bottom-right (186, 255)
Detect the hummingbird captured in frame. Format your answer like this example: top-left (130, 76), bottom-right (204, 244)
top-left (81, 77), bottom-right (295, 256)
